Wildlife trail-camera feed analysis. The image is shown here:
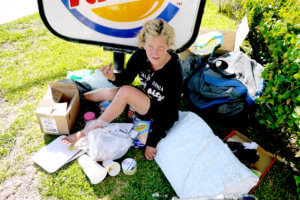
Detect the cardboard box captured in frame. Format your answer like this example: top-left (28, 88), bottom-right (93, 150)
top-left (179, 15), bottom-right (249, 61)
top-left (36, 81), bottom-right (80, 135)
top-left (223, 130), bottom-right (276, 194)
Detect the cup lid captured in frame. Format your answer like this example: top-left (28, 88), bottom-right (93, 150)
top-left (84, 112), bottom-right (95, 121)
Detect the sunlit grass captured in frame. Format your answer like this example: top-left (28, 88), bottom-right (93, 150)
top-left (0, 0), bottom-right (298, 199)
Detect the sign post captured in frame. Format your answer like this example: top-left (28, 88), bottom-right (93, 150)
top-left (38, 0), bottom-right (206, 69)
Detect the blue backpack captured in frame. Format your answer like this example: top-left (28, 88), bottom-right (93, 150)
top-left (187, 51), bottom-right (265, 116)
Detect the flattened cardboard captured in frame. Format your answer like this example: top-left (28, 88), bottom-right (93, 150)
top-left (180, 15), bottom-right (249, 61)
top-left (35, 81), bottom-right (80, 135)
top-left (223, 130), bottom-right (276, 194)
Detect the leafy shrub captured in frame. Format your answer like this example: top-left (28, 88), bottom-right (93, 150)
top-left (218, 0), bottom-right (244, 19)
top-left (219, 0), bottom-right (300, 139)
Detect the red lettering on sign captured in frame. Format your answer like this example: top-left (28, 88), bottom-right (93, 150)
top-left (69, 0), bottom-right (106, 8)
top-left (69, 0), bottom-right (79, 8)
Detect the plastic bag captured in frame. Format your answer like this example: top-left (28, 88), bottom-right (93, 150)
top-left (67, 69), bottom-right (92, 81)
top-left (194, 31), bottom-right (223, 56)
top-left (76, 123), bottom-right (133, 161)
top-left (82, 69), bottom-right (116, 90)
top-left (83, 119), bottom-right (104, 135)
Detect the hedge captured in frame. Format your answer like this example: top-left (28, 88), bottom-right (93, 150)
top-left (220, 0), bottom-right (299, 139)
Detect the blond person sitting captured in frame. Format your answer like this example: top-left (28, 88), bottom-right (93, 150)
top-left (62, 19), bottom-right (183, 161)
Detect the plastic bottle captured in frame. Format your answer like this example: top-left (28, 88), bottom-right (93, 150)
top-left (78, 154), bottom-right (107, 184)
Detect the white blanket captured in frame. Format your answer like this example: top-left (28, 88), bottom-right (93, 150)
top-left (155, 111), bottom-right (258, 199)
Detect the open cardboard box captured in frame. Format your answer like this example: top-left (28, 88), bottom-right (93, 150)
top-left (35, 81), bottom-right (80, 135)
top-left (179, 15), bottom-right (249, 61)
top-left (223, 130), bottom-right (276, 194)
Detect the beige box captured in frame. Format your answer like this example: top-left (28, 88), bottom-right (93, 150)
top-left (179, 15), bottom-right (249, 61)
top-left (35, 81), bottom-right (80, 135)
top-left (223, 130), bottom-right (276, 194)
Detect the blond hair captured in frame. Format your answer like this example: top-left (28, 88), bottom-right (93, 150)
top-left (137, 19), bottom-right (175, 49)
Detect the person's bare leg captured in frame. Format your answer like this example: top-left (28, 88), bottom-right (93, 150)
top-left (96, 86), bottom-right (156, 160)
top-left (83, 87), bottom-right (119, 102)
top-left (62, 86), bottom-right (151, 147)
top-left (61, 88), bottom-right (118, 145)
top-left (98, 85), bottom-right (150, 123)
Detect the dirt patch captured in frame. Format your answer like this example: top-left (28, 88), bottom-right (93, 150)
top-left (0, 97), bottom-right (42, 200)
top-left (0, 158), bottom-right (41, 200)
top-left (0, 97), bottom-right (15, 132)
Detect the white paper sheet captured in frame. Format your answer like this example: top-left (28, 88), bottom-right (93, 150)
top-left (32, 135), bottom-right (85, 173)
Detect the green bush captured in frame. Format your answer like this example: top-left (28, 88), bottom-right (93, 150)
top-left (220, 0), bottom-right (300, 139)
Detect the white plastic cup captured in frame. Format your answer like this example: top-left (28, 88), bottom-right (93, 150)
top-left (78, 154), bottom-right (107, 184)
top-left (122, 158), bottom-right (137, 175)
top-left (102, 160), bottom-right (121, 176)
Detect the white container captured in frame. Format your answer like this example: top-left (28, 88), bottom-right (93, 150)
top-left (102, 160), bottom-right (121, 176)
top-left (122, 158), bottom-right (137, 175)
top-left (78, 154), bottom-right (107, 184)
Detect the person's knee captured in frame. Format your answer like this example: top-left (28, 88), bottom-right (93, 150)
top-left (117, 85), bottom-right (134, 100)
top-left (83, 92), bottom-right (91, 101)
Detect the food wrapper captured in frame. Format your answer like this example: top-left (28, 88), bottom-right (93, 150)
top-left (131, 120), bottom-right (151, 148)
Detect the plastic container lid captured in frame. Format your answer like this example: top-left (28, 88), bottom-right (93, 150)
top-left (84, 112), bottom-right (95, 121)
top-left (122, 158), bottom-right (137, 175)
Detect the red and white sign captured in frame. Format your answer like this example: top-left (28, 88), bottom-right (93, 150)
top-left (38, 0), bottom-right (206, 52)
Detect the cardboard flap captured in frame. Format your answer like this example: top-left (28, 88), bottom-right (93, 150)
top-left (52, 102), bottom-right (68, 116)
top-left (38, 99), bottom-right (55, 107)
top-left (234, 15), bottom-right (249, 51)
top-left (48, 81), bottom-right (78, 90)
top-left (48, 81), bottom-right (78, 100)
top-left (50, 88), bottom-right (63, 102)
top-left (39, 87), bottom-right (63, 107)
top-left (35, 106), bottom-right (53, 115)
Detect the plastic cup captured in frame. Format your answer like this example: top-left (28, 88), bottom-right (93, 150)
top-left (78, 154), bottom-right (107, 184)
top-left (102, 160), bottom-right (121, 176)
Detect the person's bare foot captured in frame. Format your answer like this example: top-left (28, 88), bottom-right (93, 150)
top-left (61, 131), bottom-right (85, 146)
top-left (145, 146), bottom-right (156, 161)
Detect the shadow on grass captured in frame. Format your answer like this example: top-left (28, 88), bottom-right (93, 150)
top-left (1, 72), bottom-right (67, 101)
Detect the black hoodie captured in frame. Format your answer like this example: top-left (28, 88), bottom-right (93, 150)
top-left (110, 48), bottom-right (183, 147)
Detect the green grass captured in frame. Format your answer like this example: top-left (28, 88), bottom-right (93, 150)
top-left (0, 0), bottom-right (298, 199)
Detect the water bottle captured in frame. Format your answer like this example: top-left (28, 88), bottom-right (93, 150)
top-left (78, 154), bottom-right (107, 184)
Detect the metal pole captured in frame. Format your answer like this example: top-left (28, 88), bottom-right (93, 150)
top-left (113, 52), bottom-right (125, 73)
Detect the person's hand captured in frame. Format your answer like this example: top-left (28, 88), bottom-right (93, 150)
top-left (100, 63), bottom-right (115, 81)
top-left (145, 146), bottom-right (157, 161)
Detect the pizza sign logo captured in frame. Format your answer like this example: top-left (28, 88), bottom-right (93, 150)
top-left (62, 0), bottom-right (182, 38)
